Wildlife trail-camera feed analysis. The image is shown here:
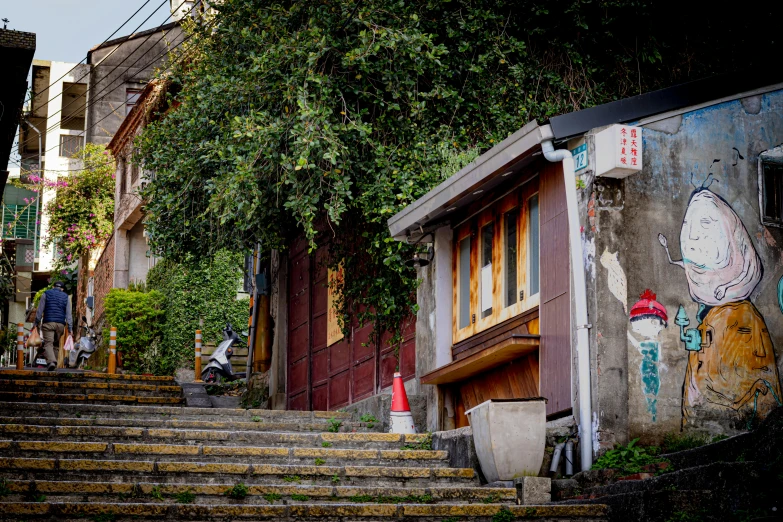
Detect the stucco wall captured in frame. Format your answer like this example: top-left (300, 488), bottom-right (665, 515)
top-left (584, 89), bottom-right (783, 446)
top-left (86, 24), bottom-right (184, 146)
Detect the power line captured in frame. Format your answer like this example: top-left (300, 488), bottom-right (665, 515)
top-left (21, 2), bottom-right (195, 150)
top-left (38, 30), bottom-right (200, 158)
top-left (24, 0), bottom-right (167, 107)
top-left (52, 26), bottom-right (189, 141)
top-left (19, 3), bottom-right (179, 151)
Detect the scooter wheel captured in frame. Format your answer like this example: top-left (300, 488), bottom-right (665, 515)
top-left (203, 369), bottom-right (218, 383)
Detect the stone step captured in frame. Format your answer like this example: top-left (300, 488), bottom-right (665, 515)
top-left (0, 457), bottom-right (476, 487)
top-left (0, 501), bottom-right (608, 520)
top-left (0, 379), bottom-right (183, 397)
top-left (0, 391), bottom-right (184, 405)
top-left (0, 440), bottom-right (449, 466)
top-left (0, 424), bottom-right (421, 448)
top-left (0, 401), bottom-right (353, 423)
top-left (0, 416), bottom-right (354, 434)
top-left (0, 369), bottom-right (176, 384)
top-left (0, 479), bottom-right (516, 505)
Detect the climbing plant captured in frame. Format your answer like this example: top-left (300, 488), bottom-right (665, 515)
top-left (147, 250), bottom-right (250, 375)
top-left (137, 0), bottom-right (778, 344)
top-left (41, 143), bottom-right (115, 269)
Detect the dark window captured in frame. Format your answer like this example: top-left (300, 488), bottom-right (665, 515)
top-left (120, 159), bottom-right (127, 194)
top-left (126, 88), bottom-right (143, 116)
top-left (529, 194), bottom-right (540, 296)
top-left (58, 134), bottom-right (84, 157)
top-left (505, 210), bottom-right (518, 307)
top-left (481, 223), bottom-right (493, 318)
top-left (458, 236), bottom-right (471, 329)
top-left (761, 160), bottom-right (783, 227)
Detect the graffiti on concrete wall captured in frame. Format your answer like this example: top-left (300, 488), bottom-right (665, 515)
top-left (627, 290), bottom-right (668, 421)
top-left (600, 248), bottom-right (628, 313)
top-left (659, 176), bottom-right (783, 427)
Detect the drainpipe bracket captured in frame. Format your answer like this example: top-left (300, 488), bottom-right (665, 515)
top-left (576, 323), bottom-right (592, 330)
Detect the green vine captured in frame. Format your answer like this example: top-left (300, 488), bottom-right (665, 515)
top-left (146, 250), bottom-right (250, 374)
top-left (136, 0), bottom-right (742, 345)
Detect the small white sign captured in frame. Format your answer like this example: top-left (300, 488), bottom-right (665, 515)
top-left (594, 124), bottom-right (643, 179)
top-left (481, 264), bottom-right (492, 313)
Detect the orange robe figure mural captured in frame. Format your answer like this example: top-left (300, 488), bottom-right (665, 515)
top-left (659, 177), bottom-right (783, 428)
top-left (683, 301), bottom-right (782, 425)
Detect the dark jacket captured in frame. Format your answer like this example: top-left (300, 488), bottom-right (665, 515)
top-left (35, 289), bottom-right (73, 332)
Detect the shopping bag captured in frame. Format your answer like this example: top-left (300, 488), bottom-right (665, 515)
top-left (64, 335), bottom-right (74, 352)
top-left (26, 327), bottom-right (42, 349)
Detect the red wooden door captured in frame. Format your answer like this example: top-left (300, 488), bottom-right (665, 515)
top-left (287, 239), bottom-right (416, 411)
top-left (287, 238), bottom-right (311, 410)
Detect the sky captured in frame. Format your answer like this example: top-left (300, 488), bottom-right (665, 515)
top-left (2, 0), bottom-right (175, 64)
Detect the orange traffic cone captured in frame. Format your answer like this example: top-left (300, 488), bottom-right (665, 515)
top-left (390, 372), bottom-right (416, 434)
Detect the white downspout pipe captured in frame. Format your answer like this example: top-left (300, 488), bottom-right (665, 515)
top-left (540, 135), bottom-right (593, 471)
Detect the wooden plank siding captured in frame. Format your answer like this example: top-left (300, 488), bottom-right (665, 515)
top-left (286, 238), bottom-right (416, 411)
top-left (538, 162), bottom-right (572, 416)
top-left (446, 160), bottom-right (572, 424)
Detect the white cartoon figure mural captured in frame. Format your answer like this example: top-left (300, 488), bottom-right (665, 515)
top-left (659, 174), bottom-right (783, 428)
top-left (627, 290), bottom-right (668, 422)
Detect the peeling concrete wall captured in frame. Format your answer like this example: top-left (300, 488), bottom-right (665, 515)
top-left (582, 89), bottom-right (783, 446)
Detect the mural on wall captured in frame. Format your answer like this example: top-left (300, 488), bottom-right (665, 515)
top-left (601, 248), bottom-right (628, 313)
top-left (627, 290), bottom-right (668, 421)
top-left (658, 175), bottom-right (783, 427)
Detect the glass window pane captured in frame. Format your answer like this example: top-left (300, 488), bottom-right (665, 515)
top-left (481, 223), bottom-right (493, 318)
top-left (529, 194), bottom-right (540, 296)
top-left (505, 210), bottom-right (518, 307)
top-left (763, 162), bottom-right (783, 223)
top-left (458, 236), bottom-right (471, 329)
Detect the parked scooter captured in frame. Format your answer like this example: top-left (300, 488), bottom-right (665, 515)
top-left (68, 316), bottom-right (97, 369)
top-left (201, 321), bottom-right (245, 383)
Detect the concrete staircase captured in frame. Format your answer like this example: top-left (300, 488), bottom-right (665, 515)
top-left (0, 370), bottom-right (607, 520)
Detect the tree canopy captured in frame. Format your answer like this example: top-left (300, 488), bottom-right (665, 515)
top-left (138, 0), bottom-right (782, 339)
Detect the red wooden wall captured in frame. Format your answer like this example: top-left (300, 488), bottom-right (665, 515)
top-left (287, 239), bottom-right (415, 411)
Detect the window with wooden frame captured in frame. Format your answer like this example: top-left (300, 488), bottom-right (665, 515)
top-left (452, 177), bottom-right (540, 344)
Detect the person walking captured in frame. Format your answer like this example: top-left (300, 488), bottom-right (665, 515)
top-left (34, 282), bottom-right (73, 371)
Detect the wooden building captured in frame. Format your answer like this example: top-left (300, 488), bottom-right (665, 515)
top-left (389, 121), bottom-right (575, 428)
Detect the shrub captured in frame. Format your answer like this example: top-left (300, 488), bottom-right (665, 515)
top-left (147, 250), bottom-right (249, 374)
top-left (103, 289), bottom-right (165, 374)
top-left (591, 438), bottom-right (665, 475)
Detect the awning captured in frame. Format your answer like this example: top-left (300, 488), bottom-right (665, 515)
top-left (387, 120), bottom-right (552, 243)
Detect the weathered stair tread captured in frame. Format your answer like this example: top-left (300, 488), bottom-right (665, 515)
top-left (0, 439), bottom-right (449, 465)
top-left (0, 380), bottom-right (182, 395)
top-left (0, 401), bottom-right (352, 421)
top-left (0, 416), bottom-right (357, 433)
top-left (0, 479), bottom-right (517, 504)
top-left (0, 369), bottom-right (175, 382)
top-left (0, 501), bottom-right (608, 519)
top-left (0, 423), bottom-right (423, 448)
top-left (0, 391), bottom-right (183, 405)
top-left (0, 457), bottom-right (475, 486)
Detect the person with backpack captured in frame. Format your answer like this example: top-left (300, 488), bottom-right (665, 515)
top-left (33, 282), bottom-right (73, 371)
